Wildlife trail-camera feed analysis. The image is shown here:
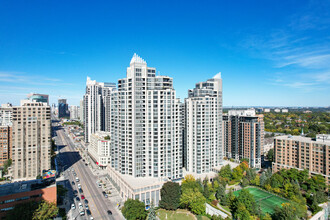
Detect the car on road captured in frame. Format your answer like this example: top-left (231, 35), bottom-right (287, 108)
top-left (81, 195), bottom-right (85, 200)
top-left (79, 210), bottom-right (85, 216)
top-left (71, 204), bottom-right (75, 210)
top-left (107, 210), bottom-right (112, 215)
top-left (102, 191), bottom-right (108, 198)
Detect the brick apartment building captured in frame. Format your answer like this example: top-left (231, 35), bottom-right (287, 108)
top-left (0, 178), bottom-right (56, 219)
top-left (273, 134), bottom-right (330, 183)
top-left (223, 109), bottom-right (264, 168)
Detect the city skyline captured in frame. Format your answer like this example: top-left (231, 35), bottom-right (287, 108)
top-left (1, 0), bottom-right (330, 107)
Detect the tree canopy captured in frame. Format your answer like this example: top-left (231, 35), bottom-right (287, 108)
top-left (122, 199), bottom-right (147, 220)
top-left (159, 182), bottom-right (181, 210)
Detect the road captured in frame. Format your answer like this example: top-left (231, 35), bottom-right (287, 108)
top-left (55, 124), bottom-right (121, 220)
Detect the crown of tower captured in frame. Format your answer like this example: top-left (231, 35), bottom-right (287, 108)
top-left (130, 53), bottom-right (146, 65)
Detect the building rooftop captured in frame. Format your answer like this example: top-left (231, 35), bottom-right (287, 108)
top-left (275, 135), bottom-right (330, 145)
top-left (0, 178), bottom-right (56, 197)
top-left (107, 166), bottom-right (164, 189)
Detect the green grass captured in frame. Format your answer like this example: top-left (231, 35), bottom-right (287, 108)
top-left (234, 187), bottom-right (289, 214)
top-left (157, 209), bottom-right (196, 220)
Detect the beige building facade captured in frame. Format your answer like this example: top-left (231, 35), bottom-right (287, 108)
top-left (10, 100), bottom-right (51, 180)
top-left (88, 131), bottom-right (111, 168)
top-left (273, 135), bottom-right (330, 183)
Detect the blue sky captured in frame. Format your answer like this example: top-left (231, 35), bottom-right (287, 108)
top-left (0, 0), bottom-right (329, 107)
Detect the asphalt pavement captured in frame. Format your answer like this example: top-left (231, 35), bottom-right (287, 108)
top-left (55, 126), bottom-right (122, 220)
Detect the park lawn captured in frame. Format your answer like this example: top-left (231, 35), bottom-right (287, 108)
top-left (157, 209), bottom-right (196, 220)
top-left (234, 187), bottom-right (289, 214)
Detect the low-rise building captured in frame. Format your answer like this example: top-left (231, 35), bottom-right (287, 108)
top-left (0, 178), bottom-right (56, 218)
top-left (107, 166), bottom-right (164, 207)
top-left (88, 131), bottom-right (111, 169)
top-left (281, 109), bottom-right (288, 113)
top-left (273, 135), bottom-right (330, 183)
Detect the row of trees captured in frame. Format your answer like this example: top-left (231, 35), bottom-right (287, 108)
top-left (263, 112), bottom-right (330, 137)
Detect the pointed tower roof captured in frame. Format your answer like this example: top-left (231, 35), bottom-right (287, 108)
top-left (213, 72), bottom-right (221, 79)
top-left (130, 53), bottom-right (146, 65)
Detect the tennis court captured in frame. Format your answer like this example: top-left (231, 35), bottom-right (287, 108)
top-left (234, 187), bottom-right (289, 214)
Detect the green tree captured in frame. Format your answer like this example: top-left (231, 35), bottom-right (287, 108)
top-left (272, 203), bottom-right (298, 220)
top-left (182, 175), bottom-right (203, 192)
top-left (203, 177), bottom-right (211, 199)
top-left (218, 164), bottom-right (232, 181)
top-left (3, 159), bottom-right (12, 174)
top-left (122, 199), bottom-right (147, 220)
top-left (32, 201), bottom-right (58, 220)
top-left (7, 201), bottom-right (58, 220)
top-left (148, 204), bottom-right (156, 220)
top-left (267, 149), bottom-right (274, 162)
top-left (230, 189), bottom-right (257, 216)
top-left (180, 188), bottom-right (206, 215)
top-left (234, 203), bottom-right (252, 220)
top-left (159, 182), bottom-right (180, 210)
top-left (216, 184), bottom-right (227, 206)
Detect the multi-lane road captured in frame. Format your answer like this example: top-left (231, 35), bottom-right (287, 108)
top-left (55, 124), bottom-right (122, 220)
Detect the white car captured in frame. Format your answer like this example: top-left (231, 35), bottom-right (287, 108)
top-left (76, 177), bottom-right (79, 182)
top-left (77, 184), bottom-right (81, 189)
top-left (78, 202), bottom-right (83, 208)
top-left (71, 204), bottom-right (75, 210)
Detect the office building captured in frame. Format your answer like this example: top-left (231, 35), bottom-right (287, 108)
top-left (273, 135), bottom-right (330, 183)
top-left (69, 105), bottom-right (80, 120)
top-left (223, 109), bottom-right (264, 168)
top-left (27, 93), bottom-right (49, 105)
top-left (0, 178), bottom-right (56, 218)
top-left (10, 99), bottom-right (51, 180)
top-left (110, 53), bottom-right (183, 179)
top-left (88, 131), bottom-right (111, 169)
top-left (185, 73), bottom-right (223, 174)
top-left (58, 99), bottom-right (70, 118)
top-left (83, 77), bottom-right (116, 143)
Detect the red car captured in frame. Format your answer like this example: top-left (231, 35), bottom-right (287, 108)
top-left (81, 195), bottom-right (85, 200)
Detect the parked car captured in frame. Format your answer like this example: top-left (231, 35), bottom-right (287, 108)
top-left (81, 195), bottom-right (85, 200)
top-left (71, 204), bottom-right (75, 210)
top-left (85, 204), bottom-right (89, 210)
top-left (107, 210), bottom-right (112, 215)
top-left (76, 177), bottom-right (79, 182)
top-left (77, 184), bottom-right (81, 189)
